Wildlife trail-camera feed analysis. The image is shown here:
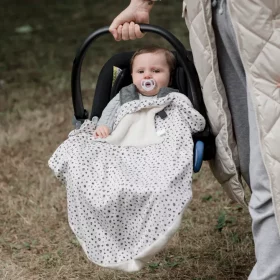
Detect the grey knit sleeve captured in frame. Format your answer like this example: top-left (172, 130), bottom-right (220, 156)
top-left (97, 93), bottom-right (120, 133)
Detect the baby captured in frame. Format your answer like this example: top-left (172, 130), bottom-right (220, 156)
top-left (49, 46), bottom-right (206, 271)
top-left (94, 46), bottom-right (176, 138)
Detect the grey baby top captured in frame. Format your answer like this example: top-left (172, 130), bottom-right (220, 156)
top-left (97, 83), bottom-right (178, 132)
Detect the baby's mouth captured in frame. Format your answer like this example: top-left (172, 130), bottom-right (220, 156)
top-left (141, 79), bottom-right (156, 91)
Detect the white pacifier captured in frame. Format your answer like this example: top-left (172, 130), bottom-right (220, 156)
top-left (141, 79), bottom-right (156, 91)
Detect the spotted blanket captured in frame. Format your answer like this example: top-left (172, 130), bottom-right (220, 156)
top-left (48, 92), bottom-right (205, 272)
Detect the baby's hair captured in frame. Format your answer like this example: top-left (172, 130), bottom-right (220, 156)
top-left (130, 46), bottom-right (176, 75)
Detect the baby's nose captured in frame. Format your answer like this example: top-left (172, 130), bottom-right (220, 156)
top-left (144, 73), bottom-right (152, 79)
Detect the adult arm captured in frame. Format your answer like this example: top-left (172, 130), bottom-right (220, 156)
top-left (109, 0), bottom-right (155, 41)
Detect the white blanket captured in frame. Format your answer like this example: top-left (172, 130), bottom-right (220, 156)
top-left (48, 92), bottom-right (205, 272)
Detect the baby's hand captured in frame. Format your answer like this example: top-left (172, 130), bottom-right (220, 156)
top-left (94, 125), bottom-right (110, 138)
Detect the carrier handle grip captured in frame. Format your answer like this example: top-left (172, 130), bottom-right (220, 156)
top-left (71, 24), bottom-right (200, 120)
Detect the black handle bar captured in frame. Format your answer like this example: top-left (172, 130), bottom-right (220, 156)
top-left (71, 24), bottom-right (200, 120)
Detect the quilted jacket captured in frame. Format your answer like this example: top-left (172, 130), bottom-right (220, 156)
top-left (182, 0), bottom-right (280, 232)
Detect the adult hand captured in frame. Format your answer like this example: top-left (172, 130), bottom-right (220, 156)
top-left (109, 0), bottom-right (154, 41)
top-left (94, 126), bottom-right (110, 138)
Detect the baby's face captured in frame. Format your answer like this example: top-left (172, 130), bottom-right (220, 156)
top-left (131, 52), bottom-right (171, 96)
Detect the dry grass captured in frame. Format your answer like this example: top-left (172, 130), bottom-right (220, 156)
top-left (1, 1), bottom-right (254, 279)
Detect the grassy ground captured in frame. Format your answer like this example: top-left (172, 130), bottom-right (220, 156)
top-left (0, 1), bottom-right (254, 279)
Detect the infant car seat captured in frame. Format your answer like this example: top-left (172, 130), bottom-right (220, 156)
top-left (71, 24), bottom-right (215, 172)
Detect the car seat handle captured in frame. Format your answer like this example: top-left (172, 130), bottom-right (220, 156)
top-left (72, 24), bottom-right (199, 120)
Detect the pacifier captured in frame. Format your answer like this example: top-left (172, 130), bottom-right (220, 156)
top-left (141, 79), bottom-right (156, 91)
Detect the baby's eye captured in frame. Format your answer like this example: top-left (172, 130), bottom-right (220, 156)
top-left (137, 70), bottom-right (144, 74)
top-left (152, 69), bottom-right (160, 73)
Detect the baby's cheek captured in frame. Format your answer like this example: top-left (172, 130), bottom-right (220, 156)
top-left (134, 84), bottom-right (141, 92)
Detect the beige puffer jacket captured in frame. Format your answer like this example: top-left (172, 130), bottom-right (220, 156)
top-left (182, 0), bottom-right (280, 233)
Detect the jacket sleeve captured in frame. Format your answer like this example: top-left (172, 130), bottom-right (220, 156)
top-left (182, 1), bottom-right (190, 29)
top-left (97, 93), bottom-right (120, 133)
